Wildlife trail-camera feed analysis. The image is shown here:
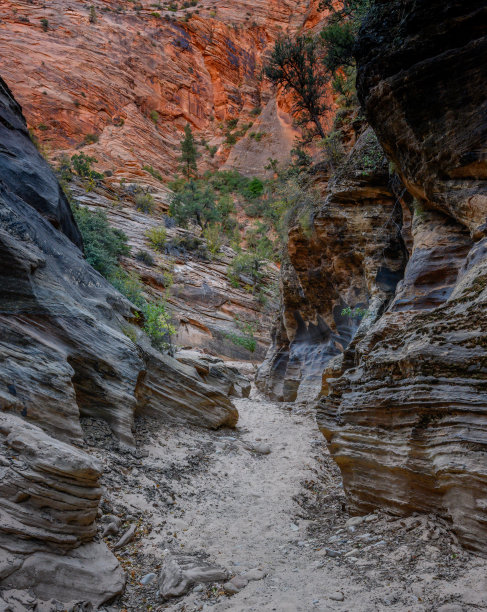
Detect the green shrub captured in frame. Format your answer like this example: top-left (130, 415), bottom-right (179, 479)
top-left (110, 269), bottom-right (145, 307)
top-left (135, 249), bottom-right (155, 266)
top-left (228, 252), bottom-right (264, 287)
top-left (168, 234), bottom-right (206, 256)
top-left (135, 191), bottom-right (155, 214)
top-left (143, 165), bottom-right (164, 182)
top-left (71, 153), bottom-right (104, 180)
top-left (249, 106), bottom-right (262, 116)
top-left (226, 118), bottom-right (238, 130)
top-left (84, 133), bottom-right (99, 145)
top-left (169, 181), bottom-right (219, 228)
top-left (40, 18), bottom-right (49, 31)
top-left (72, 207), bottom-right (130, 278)
top-left (149, 110), bottom-right (159, 124)
top-left (202, 224), bottom-right (223, 256)
top-left (143, 302), bottom-right (176, 351)
top-left (145, 226), bottom-right (167, 251)
top-left (341, 306), bottom-right (369, 319)
top-left (89, 5), bottom-right (97, 23)
top-left (244, 177), bottom-right (264, 199)
top-left (224, 319), bottom-right (256, 352)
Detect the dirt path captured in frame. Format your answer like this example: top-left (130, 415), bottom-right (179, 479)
top-left (87, 385), bottom-right (487, 612)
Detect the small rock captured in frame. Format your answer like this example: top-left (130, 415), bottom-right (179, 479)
top-left (290, 523), bottom-right (299, 531)
top-left (345, 548), bottom-right (360, 558)
top-left (193, 584), bottom-right (204, 592)
top-left (244, 568), bottom-right (266, 581)
top-left (113, 524), bottom-right (137, 550)
top-left (223, 581), bottom-right (241, 595)
top-left (244, 442), bottom-right (271, 455)
top-left (141, 573), bottom-right (156, 585)
top-left (345, 516), bottom-right (365, 528)
top-left (330, 591), bottom-right (345, 602)
top-left (325, 548), bottom-right (342, 558)
top-left (365, 514), bottom-right (378, 523)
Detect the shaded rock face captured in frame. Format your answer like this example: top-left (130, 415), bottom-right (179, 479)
top-left (0, 77), bottom-right (238, 603)
top-left (0, 78), bottom-right (81, 247)
top-left (317, 0), bottom-right (487, 553)
top-left (257, 128), bottom-right (407, 401)
top-left (0, 75), bottom-right (237, 446)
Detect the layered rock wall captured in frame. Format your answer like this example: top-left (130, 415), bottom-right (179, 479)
top-left (257, 128), bottom-right (407, 401)
top-left (0, 76), bottom-right (238, 602)
top-left (317, 0), bottom-right (487, 553)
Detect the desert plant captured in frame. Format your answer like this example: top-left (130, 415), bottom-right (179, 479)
top-left (179, 123), bottom-right (199, 178)
top-left (72, 206), bottom-right (130, 278)
top-left (264, 34), bottom-right (329, 138)
top-left (135, 249), bottom-right (155, 266)
top-left (143, 302), bottom-right (176, 351)
top-left (135, 191), bottom-right (155, 214)
top-left (71, 153), bottom-right (104, 180)
top-left (145, 226), bottom-right (167, 251)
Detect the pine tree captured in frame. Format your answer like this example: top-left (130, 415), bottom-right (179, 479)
top-left (179, 123), bottom-right (199, 179)
top-left (264, 35), bottom-right (329, 139)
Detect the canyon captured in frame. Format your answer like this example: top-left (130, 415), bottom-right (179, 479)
top-left (0, 0), bottom-right (486, 610)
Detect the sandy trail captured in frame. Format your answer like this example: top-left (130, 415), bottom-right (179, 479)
top-left (92, 386), bottom-right (487, 612)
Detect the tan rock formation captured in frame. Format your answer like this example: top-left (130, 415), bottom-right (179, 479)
top-left (317, 0), bottom-right (487, 553)
top-left (0, 412), bottom-right (125, 605)
top-left (257, 128), bottom-right (407, 401)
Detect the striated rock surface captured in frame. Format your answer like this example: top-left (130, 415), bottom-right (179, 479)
top-left (317, 0), bottom-right (487, 553)
top-left (0, 0), bottom-right (322, 183)
top-left (0, 412), bottom-right (125, 606)
top-left (257, 128), bottom-right (407, 401)
top-left (70, 180), bottom-right (279, 362)
top-left (0, 76), bottom-right (239, 604)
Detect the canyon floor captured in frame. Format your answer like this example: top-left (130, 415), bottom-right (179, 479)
top-left (82, 367), bottom-right (487, 612)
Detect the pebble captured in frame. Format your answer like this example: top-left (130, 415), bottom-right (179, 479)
top-left (345, 548), bottom-right (360, 558)
top-left (244, 568), bottom-right (267, 581)
top-left (246, 442), bottom-right (272, 455)
top-left (325, 548), bottom-right (342, 558)
top-left (330, 591), bottom-right (345, 602)
top-left (193, 585), bottom-right (204, 592)
top-left (290, 523), bottom-right (299, 531)
top-left (345, 516), bottom-right (365, 528)
top-left (140, 573), bottom-right (156, 585)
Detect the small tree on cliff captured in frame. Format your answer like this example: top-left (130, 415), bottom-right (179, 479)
top-left (179, 123), bottom-right (199, 179)
top-left (264, 35), bottom-right (329, 139)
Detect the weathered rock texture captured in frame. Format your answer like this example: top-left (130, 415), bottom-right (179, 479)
top-left (0, 76), bottom-right (238, 603)
top-left (0, 412), bottom-right (125, 606)
top-left (0, 0), bottom-right (321, 183)
top-left (69, 181), bottom-right (279, 363)
top-left (317, 0), bottom-right (487, 553)
top-left (257, 128), bottom-right (407, 401)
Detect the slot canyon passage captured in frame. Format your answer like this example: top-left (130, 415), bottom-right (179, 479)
top-left (0, 0), bottom-right (487, 610)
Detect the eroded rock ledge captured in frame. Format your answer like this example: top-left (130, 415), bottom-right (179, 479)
top-left (0, 75), bottom-right (240, 603)
top-left (317, 0), bottom-right (487, 553)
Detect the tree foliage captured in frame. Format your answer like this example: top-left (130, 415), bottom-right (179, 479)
top-left (169, 180), bottom-right (220, 229)
top-left (179, 123), bottom-right (199, 179)
top-left (72, 207), bottom-right (130, 278)
top-left (264, 35), bottom-right (329, 139)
